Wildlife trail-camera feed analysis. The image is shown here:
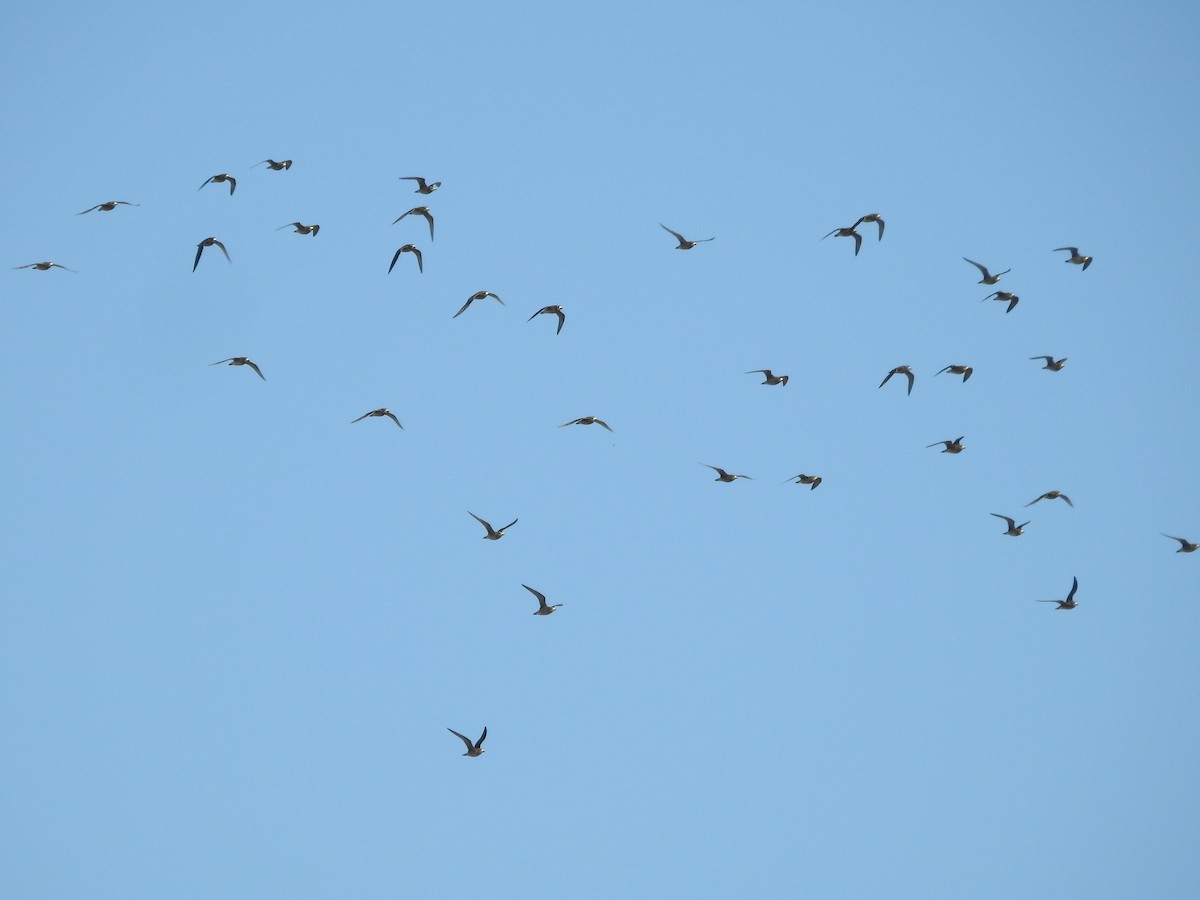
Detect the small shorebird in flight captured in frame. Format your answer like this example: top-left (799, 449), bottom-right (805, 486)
top-left (857, 213), bottom-right (885, 241)
top-left (211, 357), bottom-right (264, 380)
top-left (469, 512), bottom-right (517, 540)
top-left (746, 369), bottom-right (789, 386)
top-left (1162, 534), bottom-right (1199, 553)
top-left (991, 514), bottom-right (1029, 536)
top-left (454, 290), bottom-right (503, 318)
top-left (199, 173), bottom-right (236, 195)
top-left (1037, 576), bottom-right (1079, 610)
top-left (447, 726), bottom-right (487, 757)
top-left (388, 244), bottom-right (423, 273)
top-left (936, 364), bottom-right (973, 382)
top-left (660, 224), bottom-right (714, 249)
top-left (879, 365), bottom-right (915, 395)
top-left (822, 223), bottom-right (862, 256)
top-left (1026, 491), bottom-right (1072, 508)
top-left (1054, 247), bottom-right (1092, 271)
top-left (560, 416), bottom-right (612, 431)
top-left (786, 473), bottom-right (822, 490)
top-left (14, 261), bottom-right (75, 271)
top-left (351, 408), bottom-right (403, 428)
top-left (77, 201), bottom-right (138, 214)
top-left (528, 305), bottom-right (566, 333)
top-left (963, 258), bottom-right (1010, 284)
top-left (981, 291), bottom-right (1019, 313)
top-left (927, 436), bottom-right (965, 454)
top-left (705, 465), bottom-right (751, 482)
top-left (254, 159), bottom-right (292, 170)
top-left (401, 176), bottom-right (440, 194)
top-left (193, 237), bottom-right (230, 271)
top-left (1030, 355), bottom-right (1067, 371)
top-left (392, 206), bottom-right (435, 240)
top-left (277, 222), bottom-right (319, 236)
top-left (523, 585), bottom-right (563, 616)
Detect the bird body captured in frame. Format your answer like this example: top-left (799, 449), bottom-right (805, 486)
top-left (787, 474), bottom-right (822, 490)
top-left (528, 305), bottom-right (566, 334)
top-left (277, 222), bottom-right (319, 236)
top-left (351, 408), bottom-right (403, 428)
top-left (1030, 355), bottom-right (1067, 371)
top-left (991, 514), bottom-right (1029, 536)
top-left (211, 357), bottom-right (264, 380)
top-left (746, 369), bottom-right (789, 385)
top-left (193, 237), bottom-right (230, 271)
top-left (255, 159), bottom-right (292, 170)
top-left (523, 584), bottom-right (563, 615)
top-left (1026, 491), bottom-right (1073, 508)
top-left (469, 512), bottom-right (517, 540)
top-left (1054, 247), bottom-right (1092, 270)
top-left (982, 291), bottom-right (1019, 313)
top-left (393, 206), bottom-right (435, 240)
top-left (199, 173), bottom-right (236, 195)
top-left (964, 258), bottom-right (1010, 284)
top-left (936, 364), bottom-right (973, 382)
top-left (447, 727), bottom-right (487, 756)
top-left (402, 176), bottom-right (441, 194)
top-left (1037, 576), bottom-right (1079, 610)
top-left (927, 436), bottom-right (965, 453)
top-left (879, 365), bottom-right (915, 395)
top-left (1163, 534), bottom-right (1199, 553)
top-left (705, 465), bottom-right (751, 482)
top-left (454, 291), bottom-right (503, 318)
top-left (560, 416), bottom-right (612, 431)
top-left (77, 201), bottom-right (138, 214)
top-left (822, 224), bottom-right (862, 256)
top-left (388, 244), bottom-right (423, 273)
top-left (661, 223), bottom-right (714, 249)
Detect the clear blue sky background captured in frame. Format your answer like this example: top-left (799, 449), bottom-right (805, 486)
top-left (3, 2), bottom-right (1198, 898)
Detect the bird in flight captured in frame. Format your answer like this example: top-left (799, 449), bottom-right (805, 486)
top-left (660, 224), bottom-right (714, 249)
top-left (211, 357), bottom-right (265, 380)
top-left (453, 290), bottom-right (504, 318)
top-left (469, 512), bottom-right (517, 540)
top-left (705, 465), bottom-right (752, 482)
top-left (879, 365), bottom-right (915, 395)
top-left (935, 364), bottom-right (973, 382)
top-left (927, 436), bottom-right (965, 454)
top-left (1162, 534), bottom-right (1198, 553)
top-left (14, 261), bottom-right (75, 271)
top-left (1037, 576), bottom-right (1079, 610)
top-left (523, 585), bottom-right (563, 616)
top-left (401, 176), bottom-right (441, 194)
top-left (193, 237), bottom-right (230, 271)
top-left (857, 213), bottom-right (885, 241)
top-left (527, 305), bottom-right (566, 334)
top-left (254, 159), bottom-right (292, 170)
top-left (991, 514), bottom-right (1029, 536)
top-left (981, 291), bottom-right (1019, 313)
top-left (745, 369), bottom-right (789, 386)
top-left (351, 408), bottom-right (403, 429)
top-left (277, 222), bottom-right (319, 236)
top-left (822, 223), bottom-right (862, 256)
top-left (1054, 247), bottom-right (1092, 271)
top-left (447, 726), bottom-right (487, 757)
top-left (786, 474), bottom-right (822, 490)
top-left (77, 201), bottom-right (138, 214)
top-left (1026, 491), bottom-right (1072, 508)
top-left (560, 416), bottom-right (612, 431)
top-left (199, 173), bottom-right (236, 195)
top-left (388, 244), bottom-right (423, 273)
top-left (1030, 355), bottom-right (1067, 371)
top-left (963, 258), bottom-right (1010, 284)
top-left (393, 206), bottom-right (435, 240)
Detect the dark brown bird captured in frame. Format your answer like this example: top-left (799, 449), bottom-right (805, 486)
top-left (822, 224), bottom-right (862, 256)
top-left (454, 291), bottom-right (503, 318)
top-left (193, 237), bottom-right (230, 271)
top-left (1037, 576), bottom-right (1079, 610)
top-left (254, 159), bottom-right (292, 171)
top-left (746, 369), bottom-right (789, 386)
top-left (927, 436), bottom-right (965, 454)
top-left (857, 213), bottom-right (885, 240)
top-left (1162, 534), bottom-right (1199, 553)
top-left (351, 408), bottom-right (403, 429)
top-left (661, 224), bottom-right (714, 249)
top-left (963, 258), bottom-right (1010, 284)
top-left (199, 173), bottom-right (236, 195)
top-left (560, 416), bottom-right (612, 432)
top-left (786, 474), bottom-right (822, 490)
top-left (1030, 355), bottom-right (1067, 371)
top-left (388, 244), bottom-right (423, 274)
top-left (77, 201), bottom-right (139, 214)
top-left (936, 364), bottom-right (973, 382)
top-left (527, 305), bottom-right (566, 334)
top-left (469, 512), bottom-right (517, 540)
top-left (210, 357), bottom-right (264, 380)
top-left (879, 365), bottom-right (915, 395)
top-left (1026, 491), bottom-right (1073, 508)
top-left (447, 726), bottom-right (487, 757)
top-left (704, 465), bottom-right (751, 482)
top-left (401, 176), bottom-right (441, 194)
top-left (1054, 247), bottom-right (1092, 271)
top-left (523, 585), bottom-right (563, 616)
top-left (991, 514), bottom-right (1029, 536)
top-left (981, 291), bottom-right (1019, 313)
top-left (393, 206), bottom-right (435, 240)
top-left (277, 222), bottom-right (319, 236)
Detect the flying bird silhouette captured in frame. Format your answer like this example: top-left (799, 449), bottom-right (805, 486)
top-left (277, 222), bottom-right (319, 236)
top-left (927, 436), bottom-right (965, 454)
top-left (199, 173), bottom-right (236, 195)
top-left (660, 224), bottom-right (714, 249)
top-left (401, 176), bottom-right (441, 194)
top-left (1054, 247), bottom-right (1092, 271)
top-left (453, 291), bottom-right (504, 318)
top-left (388, 244), bottom-right (423, 273)
top-left (786, 474), bottom-right (822, 490)
top-left (1030, 355), bottom-right (1067, 371)
top-left (879, 365), bottom-right (915, 395)
top-left (704, 465), bottom-right (751, 482)
top-left (14, 261), bottom-right (75, 271)
top-left (77, 201), bottom-right (138, 214)
top-left (991, 514), bottom-right (1029, 536)
top-left (351, 408), bottom-right (403, 428)
top-left (745, 369), bottom-right (789, 385)
top-left (857, 213), bottom-right (885, 240)
top-left (963, 258), bottom-right (1010, 284)
top-left (523, 585), bottom-right (563, 616)
top-left (981, 291), bottom-right (1019, 313)
top-left (193, 237), bottom-right (230, 271)
top-left (560, 416), bottom-right (612, 431)
top-left (1026, 491), bottom-right (1073, 508)
top-left (392, 206), bottom-right (435, 240)
top-left (527, 305), bottom-right (566, 334)
top-left (1162, 534), bottom-right (1198, 553)
top-left (469, 512), bottom-right (517, 540)
top-left (1037, 576), bottom-right (1079, 610)
top-left (447, 726), bottom-right (487, 757)
top-left (822, 223), bottom-right (862, 256)
top-left (935, 364), bottom-right (973, 382)
top-left (210, 357), bottom-right (264, 380)
top-left (254, 159), bottom-right (292, 170)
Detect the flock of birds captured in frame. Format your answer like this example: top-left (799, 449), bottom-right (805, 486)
top-left (16, 165), bottom-right (1196, 759)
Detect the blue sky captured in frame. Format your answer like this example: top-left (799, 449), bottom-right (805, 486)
top-left (3, 2), bottom-right (1199, 897)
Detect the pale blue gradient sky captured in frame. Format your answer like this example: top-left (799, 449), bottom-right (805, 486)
top-left (3, 2), bottom-right (1198, 898)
